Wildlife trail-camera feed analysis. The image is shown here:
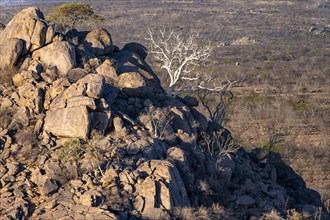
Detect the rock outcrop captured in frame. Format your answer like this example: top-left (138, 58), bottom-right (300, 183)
top-left (0, 7), bottom-right (54, 54)
top-left (0, 7), bottom-right (329, 220)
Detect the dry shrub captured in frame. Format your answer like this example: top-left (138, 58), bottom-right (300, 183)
top-left (59, 139), bottom-right (85, 163)
top-left (14, 126), bottom-right (37, 146)
top-left (173, 204), bottom-right (229, 220)
top-left (260, 209), bottom-right (284, 220)
top-left (197, 206), bottom-right (210, 219)
top-left (145, 104), bottom-right (173, 140)
top-left (286, 209), bottom-right (301, 220)
top-left (102, 186), bottom-right (131, 213)
top-left (0, 107), bottom-right (16, 129)
top-left (173, 207), bottom-right (197, 220)
top-left (0, 68), bottom-right (16, 87)
top-left (197, 180), bottom-right (214, 196)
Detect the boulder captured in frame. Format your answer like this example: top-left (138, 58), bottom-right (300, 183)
top-left (90, 112), bottom-right (110, 132)
top-left (112, 50), bottom-right (163, 96)
top-left (66, 96), bottom-right (96, 110)
top-left (67, 68), bottom-right (88, 83)
top-left (96, 59), bottom-right (117, 82)
top-left (113, 116), bottom-right (124, 132)
top-left (41, 178), bottom-right (59, 196)
top-left (80, 190), bottom-right (104, 207)
top-left (6, 162), bottom-right (21, 176)
top-left (236, 195), bottom-right (255, 207)
top-left (100, 167), bottom-right (118, 187)
top-left (30, 20), bottom-right (49, 51)
top-left (190, 107), bottom-right (208, 133)
top-left (122, 42), bottom-right (148, 60)
top-left (0, 7), bottom-right (54, 54)
top-left (170, 106), bottom-right (193, 135)
top-left (0, 38), bottom-right (24, 70)
top-left (75, 74), bottom-right (105, 99)
top-left (9, 106), bottom-right (30, 129)
top-left (84, 28), bottom-right (114, 56)
top-left (44, 106), bottom-right (90, 139)
top-left (17, 82), bottom-right (44, 113)
top-left (167, 147), bottom-right (189, 172)
top-left (117, 72), bottom-right (149, 96)
top-left (64, 74), bottom-right (105, 100)
top-left (136, 160), bottom-right (190, 218)
top-left (179, 95), bottom-right (199, 107)
top-left (33, 41), bottom-right (76, 75)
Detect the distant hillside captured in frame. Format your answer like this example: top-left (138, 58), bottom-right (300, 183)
top-left (0, 0), bottom-right (73, 7)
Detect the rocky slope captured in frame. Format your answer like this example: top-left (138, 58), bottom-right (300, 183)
top-left (0, 7), bottom-right (329, 220)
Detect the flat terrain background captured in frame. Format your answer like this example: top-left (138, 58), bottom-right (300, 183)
top-left (1, 0), bottom-right (329, 202)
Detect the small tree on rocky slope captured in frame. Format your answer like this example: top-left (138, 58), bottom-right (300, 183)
top-left (46, 2), bottom-right (104, 31)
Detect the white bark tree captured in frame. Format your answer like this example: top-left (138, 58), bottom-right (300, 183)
top-left (146, 28), bottom-right (215, 96)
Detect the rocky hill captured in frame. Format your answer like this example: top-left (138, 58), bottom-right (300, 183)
top-left (0, 7), bottom-right (329, 220)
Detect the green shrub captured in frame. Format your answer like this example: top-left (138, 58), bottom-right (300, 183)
top-left (46, 2), bottom-right (104, 31)
top-left (59, 138), bottom-right (86, 163)
top-left (58, 131), bottom-right (104, 174)
top-left (287, 100), bottom-right (309, 110)
top-left (262, 140), bottom-right (281, 154)
top-left (241, 93), bottom-right (275, 104)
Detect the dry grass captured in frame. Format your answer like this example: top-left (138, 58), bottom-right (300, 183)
top-left (260, 209), bottom-right (284, 220)
top-left (173, 203), bottom-right (230, 220)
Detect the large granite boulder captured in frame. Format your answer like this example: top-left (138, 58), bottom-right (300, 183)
top-left (32, 41), bottom-right (76, 75)
top-left (44, 106), bottom-right (90, 139)
top-left (0, 7), bottom-right (54, 54)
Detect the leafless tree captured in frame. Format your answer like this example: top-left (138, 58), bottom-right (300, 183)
top-left (198, 80), bottom-right (237, 126)
top-left (146, 28), bottom-right (214, 96)
top-left (147, 28), bottom-right (243, 127)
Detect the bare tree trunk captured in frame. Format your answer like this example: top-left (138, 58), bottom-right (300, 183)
top-left (166, 86), bottom-right (174, 96)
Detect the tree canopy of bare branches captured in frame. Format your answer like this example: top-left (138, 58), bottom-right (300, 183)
top-left (146, 28), bottom-right (213, 96)
top-left (198, 88), bottom-right (234, 126)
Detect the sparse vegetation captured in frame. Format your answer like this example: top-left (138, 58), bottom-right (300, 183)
top-left (145, 104), bottom-right (173, 139)
top-left (287, 209), bottom-right (302, 220)
top-left (0, 69), bottom-right (16, 87)
top-left (287, 99), bottom-right (310, 111)
top-left (59, 131), bottom-right (103, 163)
top-left (173, 203), bottom-right (230, 220)
top-left (59, 138), bottom-right (86, 163)
top-left (198, 130), bottom-right (239, 157)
